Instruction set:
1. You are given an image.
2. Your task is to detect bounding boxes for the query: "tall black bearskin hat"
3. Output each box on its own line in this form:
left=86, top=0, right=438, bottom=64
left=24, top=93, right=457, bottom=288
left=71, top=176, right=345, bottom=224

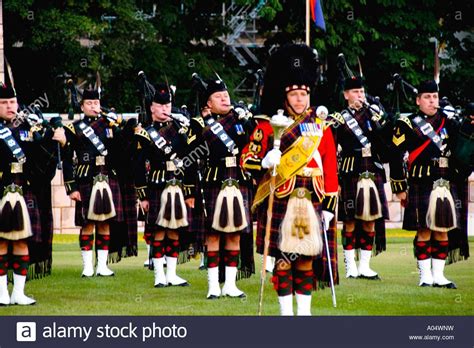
left=0, top=83, right=17, bottom=99
left=82, top=89, right=100, bottom=101
left=153, top=83, right=172, bottom=104
left=200, top=78, right=228, bottom=108
left=260, top=44, right=320, bottom=116
left=343, top=76, right=364, bottom=91
left=417, top=80, right=439, bottom=94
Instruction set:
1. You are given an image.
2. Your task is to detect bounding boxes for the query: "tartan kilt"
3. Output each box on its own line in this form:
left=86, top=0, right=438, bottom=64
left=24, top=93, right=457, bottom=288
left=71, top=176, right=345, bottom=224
left=338, top=172, right=389, bottom=221
left=74, top=177, right=124, bottom=227
left=108, top=182, right=138, bottom=263
left=120, top=182, right=138, bottom=232
left=201, top=182, right=254, bottom=282
left=143, top=184, right=196, bottom=263
left=403, top=179, right=461, bottom=231
left=200, top=183, right=253, bottom=240
left=255, top=176, right=338, bottom=290
left=28, top=183, right=54, bottom=279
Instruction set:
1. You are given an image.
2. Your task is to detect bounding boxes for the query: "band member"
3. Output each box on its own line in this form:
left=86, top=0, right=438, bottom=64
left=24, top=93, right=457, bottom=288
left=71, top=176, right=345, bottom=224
left=63, top=89, right=124, bottom=277
left=334, top=77, right=390, bottom=280
left=108, top=114, right=139, bottom=264
left=186, top=76, right=254, bottom=299
left=134, top=83, right=190, bottom=287
left=248, top=44, right=338, bottom=315
left=27, top=113, right=64, bottom=281
left=390, top=80, right=467, bottom=288
left=0, top=83, right=65, bottom=305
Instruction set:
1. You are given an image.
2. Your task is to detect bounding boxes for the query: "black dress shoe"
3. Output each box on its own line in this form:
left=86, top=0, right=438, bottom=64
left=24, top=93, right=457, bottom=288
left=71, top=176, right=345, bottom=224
left=433, top=282, right=457, bottom=289
left=207, top=295, right=220, bottom=300
left=168, top=282, right=190, bottom=287
left=154, top=283, right=167, bottom=288
left=419, top=283, right=432, bottom=287
left=359, top=274, right=381, bottom=280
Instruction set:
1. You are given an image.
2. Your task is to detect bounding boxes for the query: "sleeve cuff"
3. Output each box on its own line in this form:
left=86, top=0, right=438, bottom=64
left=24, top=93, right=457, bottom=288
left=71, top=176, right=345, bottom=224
left=183, top=184, right=195, bottom=199
left=322, top=193, right=338, bottom=214
left=242, top=156, right=263, bottom=171
left=390, top=178, right=407, bottom=194
left=64, top=180, right=78, bottom=195
left=135, top=186, right=148, bottom=200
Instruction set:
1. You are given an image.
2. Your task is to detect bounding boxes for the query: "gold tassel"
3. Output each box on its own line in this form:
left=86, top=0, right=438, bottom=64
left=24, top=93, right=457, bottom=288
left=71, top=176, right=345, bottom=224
left=279, top=188, right=323, bottom=256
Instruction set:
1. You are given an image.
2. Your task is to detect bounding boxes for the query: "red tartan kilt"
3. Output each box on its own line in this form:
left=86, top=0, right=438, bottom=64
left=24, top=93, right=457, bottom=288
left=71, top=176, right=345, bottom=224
left=338, top=171, right=389, bottom=221
left=403, top=180, right=461, bottom=231
left=75, top=177, right=124, bottom=226
left=255, top=176, right=339, bottom=289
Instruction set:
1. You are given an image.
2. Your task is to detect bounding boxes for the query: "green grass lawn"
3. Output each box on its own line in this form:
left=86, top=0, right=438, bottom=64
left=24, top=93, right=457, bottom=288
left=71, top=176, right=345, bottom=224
left=1, top=230, right=473, bottom=316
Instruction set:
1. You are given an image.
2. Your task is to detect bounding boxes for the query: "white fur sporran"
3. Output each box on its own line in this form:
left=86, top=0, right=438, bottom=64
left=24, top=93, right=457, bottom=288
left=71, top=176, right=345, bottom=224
left=0, top=184, right=32, bottom=240
left=212, top=179, right=248, bottom=233
left=87, top=174, right=116, bottom=221
left=157, top=180, right=188, bottom=229
left=354, top=172, right=382, bottom=221
left=426, top=179, right=457, bottom=232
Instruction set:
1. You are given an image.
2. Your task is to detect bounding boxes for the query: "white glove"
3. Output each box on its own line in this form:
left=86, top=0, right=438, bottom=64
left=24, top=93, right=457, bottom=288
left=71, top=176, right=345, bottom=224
left=261, top=149, right=282, bottom=169
left=322, top=210, right=334, bottom=231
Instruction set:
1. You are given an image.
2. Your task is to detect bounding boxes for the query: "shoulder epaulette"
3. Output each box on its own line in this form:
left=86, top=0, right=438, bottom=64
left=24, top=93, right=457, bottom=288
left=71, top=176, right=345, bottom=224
left=331, top=112, right=345, bottom=125
left=398, top=116, right=413, bottom=129
left=192, top=116, right=205, bottom=128
left=135, top=128, right=150, bottom=140
left=64, top=123, right=76, bottom=134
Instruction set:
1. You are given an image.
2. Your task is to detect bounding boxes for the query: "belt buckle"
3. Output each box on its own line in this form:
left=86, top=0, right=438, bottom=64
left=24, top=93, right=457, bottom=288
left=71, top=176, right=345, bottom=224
left=439, top=157, right=448, bottom=168
left=166, top=161, right=177, bottom=171
left=11, top=162, right=23, bottom=174
left=225, top=157, right=237, bottom=168
left=95, top=156, right=105, bottom=166
left=362, top=146, right=372, bottom=158
left=301, top=167, right=313, bottom=177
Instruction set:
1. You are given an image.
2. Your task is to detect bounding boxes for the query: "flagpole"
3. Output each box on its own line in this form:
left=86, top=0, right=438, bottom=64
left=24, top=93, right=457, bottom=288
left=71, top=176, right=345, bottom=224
left=306, top=0, right=310, bottom=46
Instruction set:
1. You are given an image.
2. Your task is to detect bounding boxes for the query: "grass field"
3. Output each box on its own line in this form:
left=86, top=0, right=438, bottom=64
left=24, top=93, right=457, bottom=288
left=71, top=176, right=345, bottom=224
left=1, top=230, right=473, bottom=316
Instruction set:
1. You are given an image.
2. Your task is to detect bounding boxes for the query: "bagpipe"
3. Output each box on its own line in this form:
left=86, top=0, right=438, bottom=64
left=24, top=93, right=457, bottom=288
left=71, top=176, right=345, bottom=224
left=14, top=104, right=64, bottom=170
left=391, top=72, right=472, bottom=174
left=332, top=53, right=394, bottom=162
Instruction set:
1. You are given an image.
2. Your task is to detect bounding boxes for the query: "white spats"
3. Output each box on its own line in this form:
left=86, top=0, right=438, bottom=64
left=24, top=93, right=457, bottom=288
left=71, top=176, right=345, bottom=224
left=206, top=267, right=221, bottom=299
left=295, top=293, right=312, bottom=316
left=153, top=257, right=167, bottom=288
left=432, top=258, right=456, bottom=289
left=343, top=249, right=359, bottom=278
left=222, top=266, right=245, bottom=298
left=417, top=259, right=433, bottom=287
left=0, top=275, right=10, bottom=306
left=144, top=244, right=150, bottom=267
left=95, top=250, right=114, bottom=277
left=81, top=250, right=94, bottom=277
left=278, top=295, right=294, bottom=316
left=10, top=274, right=36, bottom=306
left=165, top=257, right=189, bottom=286
left=358, top=250, right=379, bottom=280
